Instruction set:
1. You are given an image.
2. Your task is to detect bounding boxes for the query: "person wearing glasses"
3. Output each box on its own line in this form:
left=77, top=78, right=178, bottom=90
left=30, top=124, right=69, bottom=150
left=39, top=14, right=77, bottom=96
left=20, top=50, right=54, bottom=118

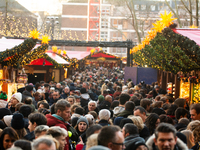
left=98, top=125, right=125, bottom=150
left=49, top=90, right=62, bottom=106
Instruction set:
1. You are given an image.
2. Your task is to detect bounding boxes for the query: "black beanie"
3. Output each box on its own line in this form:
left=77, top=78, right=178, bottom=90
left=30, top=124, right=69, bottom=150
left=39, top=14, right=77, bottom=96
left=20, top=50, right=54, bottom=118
left=0, top=108, right=11, bottom=120
left=11, top=113, right=25, bottom=129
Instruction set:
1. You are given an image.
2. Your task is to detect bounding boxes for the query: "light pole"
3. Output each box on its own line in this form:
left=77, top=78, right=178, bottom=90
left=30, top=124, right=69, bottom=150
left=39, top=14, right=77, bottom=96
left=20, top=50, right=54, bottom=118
left=46, top=16, right=59, bottom=40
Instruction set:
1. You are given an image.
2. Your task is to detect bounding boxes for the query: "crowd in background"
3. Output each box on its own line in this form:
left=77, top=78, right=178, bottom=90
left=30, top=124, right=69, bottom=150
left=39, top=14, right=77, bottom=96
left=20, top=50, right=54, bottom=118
left=0, top=67, right=199, bottom=150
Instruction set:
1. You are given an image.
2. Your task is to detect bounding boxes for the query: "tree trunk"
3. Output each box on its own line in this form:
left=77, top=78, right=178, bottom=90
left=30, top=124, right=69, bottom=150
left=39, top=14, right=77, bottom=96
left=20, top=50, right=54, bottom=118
left=196, top=0, right=199, bottom=26
left=189, top=0, right=193, bottom=25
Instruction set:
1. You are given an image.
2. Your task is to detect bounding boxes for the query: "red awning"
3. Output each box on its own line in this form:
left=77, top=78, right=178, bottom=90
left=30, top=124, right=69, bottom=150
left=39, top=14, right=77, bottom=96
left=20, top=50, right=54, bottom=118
left=91, top=52, right=116, bottom=58
left=29, top=58, right=53, bottom=66
left=173, top=29, right=200, bottom=46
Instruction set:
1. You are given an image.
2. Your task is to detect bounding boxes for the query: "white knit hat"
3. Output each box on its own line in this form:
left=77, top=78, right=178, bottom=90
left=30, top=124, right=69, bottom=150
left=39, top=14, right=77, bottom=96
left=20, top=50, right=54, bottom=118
left=11, top=92, right=22, bottom=103
left=3, top=115, right=13, bottom=127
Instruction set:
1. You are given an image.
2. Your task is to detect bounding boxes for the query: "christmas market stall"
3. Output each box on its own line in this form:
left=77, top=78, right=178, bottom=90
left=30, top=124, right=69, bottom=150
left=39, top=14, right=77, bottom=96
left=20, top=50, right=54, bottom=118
left=131, top=10, right=200, bottom=104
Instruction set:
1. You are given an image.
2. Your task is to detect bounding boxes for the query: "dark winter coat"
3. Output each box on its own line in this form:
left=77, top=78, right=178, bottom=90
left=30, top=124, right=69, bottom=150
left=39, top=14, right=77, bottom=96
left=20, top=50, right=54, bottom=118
left=22, top=90, right=33, bottom=103
left=124, top=134, right=145, bottom=148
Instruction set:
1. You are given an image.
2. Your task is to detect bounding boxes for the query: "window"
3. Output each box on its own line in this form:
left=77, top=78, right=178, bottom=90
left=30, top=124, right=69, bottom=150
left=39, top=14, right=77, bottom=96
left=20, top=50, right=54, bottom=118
left=151, top=5, right=156, bottom=11
left=141, top=5, right=146, bottom=10
left=134, top=5, right=139, bottom=10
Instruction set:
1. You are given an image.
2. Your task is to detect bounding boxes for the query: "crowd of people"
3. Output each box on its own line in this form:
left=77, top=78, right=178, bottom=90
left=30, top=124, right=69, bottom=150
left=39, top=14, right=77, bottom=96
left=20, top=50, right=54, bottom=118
left=0, top=67, right=199, bottom=150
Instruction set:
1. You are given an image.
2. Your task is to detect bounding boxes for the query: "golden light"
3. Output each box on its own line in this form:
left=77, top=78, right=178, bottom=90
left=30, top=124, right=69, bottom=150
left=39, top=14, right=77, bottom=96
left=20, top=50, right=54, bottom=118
left=52, top=46, right=57, bottom=53
left=189, top=25, right=198, bottom=28
left=159, top=10, right=177, bottom=27
left=29, top=29, right=40, bottom=39
left=41, top=35, right=50, bottom=44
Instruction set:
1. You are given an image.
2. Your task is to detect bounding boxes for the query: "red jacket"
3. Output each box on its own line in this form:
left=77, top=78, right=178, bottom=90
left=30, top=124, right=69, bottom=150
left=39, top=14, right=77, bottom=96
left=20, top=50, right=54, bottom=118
left=46, top=114, right=70, bottom=150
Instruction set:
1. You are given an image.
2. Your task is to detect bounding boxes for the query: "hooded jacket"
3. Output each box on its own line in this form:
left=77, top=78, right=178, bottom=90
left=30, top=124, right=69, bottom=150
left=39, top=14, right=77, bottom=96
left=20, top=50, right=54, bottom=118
left=113, top=106, right=125, bottom=117
left=146, top=134, right=188, bottom=150
left=80, top=93, right=91, bottom=107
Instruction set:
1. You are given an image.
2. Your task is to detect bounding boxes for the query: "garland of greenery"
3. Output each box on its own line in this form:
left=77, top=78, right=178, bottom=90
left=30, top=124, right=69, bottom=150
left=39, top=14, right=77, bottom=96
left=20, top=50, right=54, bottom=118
left=18, top=44, right=48, bottom=67
left=1, top=38, right=37, bottom=67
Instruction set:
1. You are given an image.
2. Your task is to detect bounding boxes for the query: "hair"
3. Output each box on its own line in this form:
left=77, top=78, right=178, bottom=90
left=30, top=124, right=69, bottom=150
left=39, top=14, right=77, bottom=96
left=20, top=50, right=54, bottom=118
left=33, top=92, right=40, bottom=97
left=134, top=106, right=147, bottom=115
left=38, top=108, right=50, bottom=115
left=37, top=100, right=48, bottom=109
left=34, top=125, right=49, bottom=138
left=99, top=109, right=111, bottom=120
left=116, top=86, right=122, bottom=92
left=110, top=100, right=119, bottom=110
left=44, top=83, right=49, bottom=87
left=19, top=105, right=32, bottom=118
left=28, top=113, right=47, bottom=126
left=85, top=114, right=95, bottom=127
left=46, top=126, right=68, bottom=138
left=14, top=139, right=31, bottom=150
left=75, top=107, right=85, bottom=115
left=153, top=101, right=163, bottom=108
left=50, top=104, right=55, bottom=115
left=67, top=96, right=75, bottom=103
left=88, top=111, right=98, bottom=120
left=0, top=127, right=19, bottom=149
left=124, top=123, right=139, bottom=135
left=98, top=125, right=121, bottom=146
left=14, top=128, right=27, bottom=139
left=86, top=124, right=102, bottom=138
left=31, top=136, right=56, bottom=150
left=25, top=85, right=33, bottom=92
left=187, top=120, right=200, bottom=131
left=125, top=101, right=135, bottom=111
left=159, top=114, right=174, bottom=125
left=155, top=95, right=161, bottom=101
left=162, top=103, right=171, bottom=111
left=130, top=96, right=140, bottom=106
left=190, top=103, right=200, bottom=114
left=55, top=99, right=70, bottom=113
left=24, top=97, right=32, bottom=104
left=140, top=99, right=152, bottom=110
left=15, top=103, right=24, bottom=111
left=179, top=118, right=190, bottom=126
left=166, top=104, right=178, bottom=116
left=181, top=130, right=195, bottom=149
left=71, top=104, right=79, bottom=114
left=175, top=108, right=189, bottom=120
left=128, top=115, right=144, bottom=131
left=119, top=93, right=130, bottom=105
left=86, top=133, right=98, bottom=150
left=155, top=123, right=177, bottom=139
left=145, top=113, right=159, bottom=135
left=35, top=83, right=41, bottom=91
left=38, top=102, right=49, bottom=109
left=88, top=101, right=97, bottom=107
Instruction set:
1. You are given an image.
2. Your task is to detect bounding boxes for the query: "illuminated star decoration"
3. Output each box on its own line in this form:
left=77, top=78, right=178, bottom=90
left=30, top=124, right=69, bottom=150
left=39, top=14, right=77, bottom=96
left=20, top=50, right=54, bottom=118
left=159, top=10, right=177, bottom=27
left=41, top=35, right=50, bottom=44
left=52, top=46, right=57, bottom=53
left=29, top=29, right=40, bottom=39
left=190, top=25, right=198, bottom=28
left=63, top=50, right=67, bottom=55
left=152, top=21, right=165, bottom=33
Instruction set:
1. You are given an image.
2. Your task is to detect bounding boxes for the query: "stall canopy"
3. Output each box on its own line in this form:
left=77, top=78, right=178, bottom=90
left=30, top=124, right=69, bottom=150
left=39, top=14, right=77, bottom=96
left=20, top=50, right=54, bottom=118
left=66, top=51, right=90, bottom=60
left=173, top=29, right=200, bottom=46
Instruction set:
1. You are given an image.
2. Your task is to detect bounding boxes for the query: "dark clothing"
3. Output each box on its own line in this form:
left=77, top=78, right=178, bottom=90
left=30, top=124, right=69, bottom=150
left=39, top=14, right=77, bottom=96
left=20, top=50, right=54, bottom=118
left=80, top=94, right=91, bottom=108
left=24, top=131, right=35, bottom=141
left=175, top=123, right=187, bottom=132
left=117, top=110, right=133, bottom=118
left=22, top=90, right=33, bottom=103
left=44, top=92, right=50, bottom=102
left=140, top=125, right=150, bottom=140
left=152, top=107, right=166, bottom=116
left=98, top=119, right=110, bottom=126
left=10, top=106, right=15, bottom=114
left=124, top=134, right=145, bottom=148
left=49, top=96, right=62, bottom=106
left=61, top=93, right=70, bottom=99
left=84, top=106, right=99, bottom=115
left=192, top=143, right=199, bottom=150
left=98, top=100, right=111, bottom=110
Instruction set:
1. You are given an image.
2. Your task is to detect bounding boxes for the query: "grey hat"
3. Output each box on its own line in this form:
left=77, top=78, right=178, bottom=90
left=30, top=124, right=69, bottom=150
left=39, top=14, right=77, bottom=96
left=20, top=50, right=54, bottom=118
left=88, top=146, right=110, bottom=150
left=77, top=116, right=89, bottom=127
left=74, top=95, right=81, bottom=99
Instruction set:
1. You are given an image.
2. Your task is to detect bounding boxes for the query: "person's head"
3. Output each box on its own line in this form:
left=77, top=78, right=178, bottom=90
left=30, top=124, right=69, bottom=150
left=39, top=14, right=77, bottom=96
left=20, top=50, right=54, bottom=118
left=166, top=104, right=178, bottom=116
left=190, top=103, right=200, bottom=120
left=19, top=105, right=32, bottom=118
left=74, top=107, right=85, bottom=115
left=128, top=115, right=144, bottom=131
left=82, top=82, right=89, bottom=89
left=174, top=98, right=186, bottom=108
left=105, top=95, right=112, bottom=104
left=85, top=114, right=95, bottom=127
left=46, top=126, right=68, bottom=150
left=31, top=136, right=56, bottom=150
left=33, top=92, right=41, bottom=101
left=11, top=113, right=25, bottom=130
left=38, top=102, right=49, bottom=110
left=52, top=90, right=60, bottom=100
left=181, top=130, right=195, bottom=149
left=145, top=113, right=160, bottom=135
left=55, top=99, right=71, bottom=122
left=76, top=116, right=89, bottom=133
left=86, top=124, right=102, bottom=138
left=111, top=100, right=119, bottom=110
left=98, top=125, right=125, bottom=150
left=140, top=98, right=152, bottom=112
left=13, top=139, right=31, bottom=150
left=56, top=83, right=61, bottom=89
left=0, top=127, right=19, bottom=150
left=88, top=111, right=98, bottom=120
left=130, top=96, right=140, bottom=106
left=88, top=101, right=97, bottom=111
left=34, top=125, right=49, bottom=139
left=28, top=113, right=47, bottom=132
left=175, top=107, right=188, bottom=121
left=134, top=106, right=147, bottom=123
left=119, top=93, right=130, bottom=105
left=86, top=133, right=98, bottom=150
left=24, top=97, right=33, bottom=105
left=99, top=109, right=111, bottom=121
left=159, top=114, right=174, bottom=125
left=153, top=101, right=163, bottom=108
left=154, top=123, right=177, bottom=150
left=25, top=85, right=33, bottom=93
left=10, top=93, right=22, bottom=107
left=64, top=87, right=70, bottom=94
left=122, top=123, right=138, bottom=138
left=66, top=96, right=75, bottom=105
left=125, top=101, right=135, bottom=111
left=187, top=120, right=200, bottom=131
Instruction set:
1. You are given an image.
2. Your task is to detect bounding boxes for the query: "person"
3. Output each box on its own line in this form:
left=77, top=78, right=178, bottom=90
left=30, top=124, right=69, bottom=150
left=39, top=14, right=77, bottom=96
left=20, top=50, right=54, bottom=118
left=66, top=96, right=75, bottom=106
left=49, top=90, right=62, bottom=106
left=61, top=87, right=70, bottom=99
left=80, top=88, right=91, bottom=107
left=98, top=109, right=111, bottom=126
left=24, top=113, right=47, bottom=141
left=22, top=85, right=34, bottom=103
left=0, top=127, right=19, bottom=150
left=98, top=95, right=112, bottom=110
left=32, top=92, right=42, bottom=109
left=134, top=106, right=147, bottom=123
left=34, top=125, right=49, bottom=139
left=140, top=98, right=152, bottom=113
left=13, top=139, right=31, bottom=150
left=46, top=99, right=78, bottom=150
left=117, top=101, right=135, bottom=118
left=85, top=133, right=99, bottom=150
left=44, top=83, right=50, bottom=102
left=84, top=101, right=99, bottom=114
left=9, top=93, right=22, bottom=113
left=122, top=123, right=145, bottom=148
left=31, top=135, right=57, bottom=150
left=113, top=86, right=121, bottom=99
left=46, top=126, right=68, bottom=150
left=113, top=93, right=130, bottom=117
left=145, top=113, right=160, bottom=135
left=98, top=125, right=125, bottom=150
left=190, top=103, right=200, bottom=120
left=181, top=130, right=195, bottom=149
left=146, top=123, right=188, bottom=150
left=19, top=105, right=32, bottom=132
left=191, top=126, right=200, bottom=150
